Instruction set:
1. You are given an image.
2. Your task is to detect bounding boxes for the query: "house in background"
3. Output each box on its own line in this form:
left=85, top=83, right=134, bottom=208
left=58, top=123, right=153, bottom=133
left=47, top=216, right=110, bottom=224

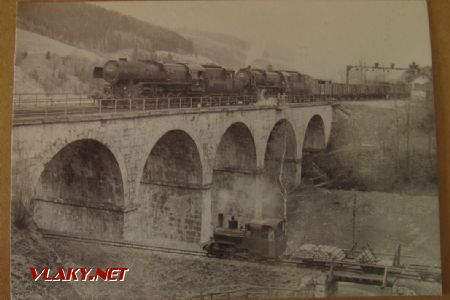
left=411, top=74, right=433, bottom=100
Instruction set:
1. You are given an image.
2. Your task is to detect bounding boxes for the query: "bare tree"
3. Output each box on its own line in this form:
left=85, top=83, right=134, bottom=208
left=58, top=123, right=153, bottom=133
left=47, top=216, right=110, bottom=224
left=278, top=133, right=296, bottom=226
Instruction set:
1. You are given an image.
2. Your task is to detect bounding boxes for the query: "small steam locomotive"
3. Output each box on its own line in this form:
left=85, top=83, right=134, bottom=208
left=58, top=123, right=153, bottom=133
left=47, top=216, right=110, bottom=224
left=93, top=58, right=410, bottom=100
left=202, top=216, right=287, bottom=259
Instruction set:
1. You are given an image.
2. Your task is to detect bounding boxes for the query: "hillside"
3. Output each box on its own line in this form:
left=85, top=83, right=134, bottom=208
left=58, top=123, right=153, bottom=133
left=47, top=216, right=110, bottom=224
left=318, top=100, right=438, bottom=194
left=13, top=29, right=220, bottom=94
left=17, top=2, right=193, bottom=55
left=14, top=2, right=251, bottom=94
left=14, top=29, right=105, bottom=94
left=179, top=28, right=249, bottom=69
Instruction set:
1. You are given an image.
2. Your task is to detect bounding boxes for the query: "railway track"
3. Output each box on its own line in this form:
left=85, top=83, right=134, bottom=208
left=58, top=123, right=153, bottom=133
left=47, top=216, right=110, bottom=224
left=41, top=230, right=441, bottom=286
left=42, top=230, right=206, bottom=258
left=12, top=92, right=401, bottom=122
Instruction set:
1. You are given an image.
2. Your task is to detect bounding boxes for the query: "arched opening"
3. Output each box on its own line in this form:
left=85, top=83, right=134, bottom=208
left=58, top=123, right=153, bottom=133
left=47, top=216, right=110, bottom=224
left=212, top=123, right=257, bottom=228
left=302, top=115, right=327, bottom=182
left=215, top=123, right=257, bottom=172
left=263, top=119, right=298, bottom=218
left=264, top=119, right=298, bottom=186
left=303, top=115, right=326, bottom=152
left=142, top=130, right=203, bottom=186
left=33, top=139, right=124, bottom=238
left=138, top=130, right=203, bottom=243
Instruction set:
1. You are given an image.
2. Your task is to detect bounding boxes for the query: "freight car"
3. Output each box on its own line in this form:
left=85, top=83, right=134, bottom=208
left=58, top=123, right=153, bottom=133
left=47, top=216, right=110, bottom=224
left=202, top=216, right=287, bottom=259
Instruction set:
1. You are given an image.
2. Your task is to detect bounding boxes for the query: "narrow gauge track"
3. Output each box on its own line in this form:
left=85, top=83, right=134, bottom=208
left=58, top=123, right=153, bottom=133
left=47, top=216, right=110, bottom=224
left=42, top=231, right=440, bottom=284
left=42, top=231, right=206, bottom=258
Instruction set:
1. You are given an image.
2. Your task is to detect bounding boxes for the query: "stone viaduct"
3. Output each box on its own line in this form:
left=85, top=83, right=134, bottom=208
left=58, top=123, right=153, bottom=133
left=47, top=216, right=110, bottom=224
left=11, top=102, right=332, bottom=246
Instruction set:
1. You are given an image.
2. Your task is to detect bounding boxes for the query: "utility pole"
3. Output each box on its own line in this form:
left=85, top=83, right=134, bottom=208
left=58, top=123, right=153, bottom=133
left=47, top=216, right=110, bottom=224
left=352, top=193, right=357, bottom=247
left=346, top=65, right=352, bottom=84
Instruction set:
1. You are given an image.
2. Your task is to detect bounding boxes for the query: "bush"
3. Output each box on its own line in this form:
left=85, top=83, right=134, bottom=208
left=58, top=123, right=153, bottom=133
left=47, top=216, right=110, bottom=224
left=12, top=198, right=31, bottom=229
left=15, top=50, right=28, bottom=65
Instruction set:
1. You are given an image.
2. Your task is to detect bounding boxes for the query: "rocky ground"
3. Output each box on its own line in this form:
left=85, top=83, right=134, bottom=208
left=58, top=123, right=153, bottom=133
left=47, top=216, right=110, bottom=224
left=11, top=224, right=323, bottom=299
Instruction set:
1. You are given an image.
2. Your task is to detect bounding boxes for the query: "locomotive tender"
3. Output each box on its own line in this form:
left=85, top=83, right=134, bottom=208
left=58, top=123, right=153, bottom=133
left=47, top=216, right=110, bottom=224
left=93, top=58, right=411, bottom=100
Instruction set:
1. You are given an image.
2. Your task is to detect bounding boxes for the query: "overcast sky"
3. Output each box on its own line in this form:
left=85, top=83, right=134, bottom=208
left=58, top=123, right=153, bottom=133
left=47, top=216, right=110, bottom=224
left=94, top=0, right=432, bottom=80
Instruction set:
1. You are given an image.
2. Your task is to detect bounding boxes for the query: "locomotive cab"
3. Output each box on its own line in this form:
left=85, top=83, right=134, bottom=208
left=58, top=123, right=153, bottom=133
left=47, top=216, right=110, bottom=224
left=243, top=218, right=287, bottom=258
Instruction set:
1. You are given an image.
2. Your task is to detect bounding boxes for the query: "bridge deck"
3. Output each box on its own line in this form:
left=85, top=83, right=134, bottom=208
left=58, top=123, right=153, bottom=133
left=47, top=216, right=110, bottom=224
left=12, top=93, right=333, bottom=125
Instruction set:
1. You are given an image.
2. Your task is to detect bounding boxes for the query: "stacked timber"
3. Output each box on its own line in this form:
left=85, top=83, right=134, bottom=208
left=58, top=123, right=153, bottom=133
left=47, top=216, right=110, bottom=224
left=290, top=244, right=346, bottom=261
left=355, top=245, right=378, bottom=264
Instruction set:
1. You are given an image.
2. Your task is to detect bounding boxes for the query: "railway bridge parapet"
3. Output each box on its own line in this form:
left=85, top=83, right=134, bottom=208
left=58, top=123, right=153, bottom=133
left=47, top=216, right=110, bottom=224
left=12, top=102, right=332, bottom=245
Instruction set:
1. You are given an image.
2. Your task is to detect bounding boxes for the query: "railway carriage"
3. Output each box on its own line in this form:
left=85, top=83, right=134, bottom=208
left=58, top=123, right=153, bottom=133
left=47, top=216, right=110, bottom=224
left=317, top=80, right=332, bottom=99
left=332, top=82, right=346, bottom=99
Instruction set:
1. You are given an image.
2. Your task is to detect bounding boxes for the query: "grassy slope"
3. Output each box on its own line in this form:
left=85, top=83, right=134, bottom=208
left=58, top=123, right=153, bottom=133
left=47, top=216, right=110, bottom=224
left=13, top=29, right=233, bottom=94
left=287, top=186, right=441, bottom=266
left=322, top=99, right=438, bottom=194
left=14, top=29, right=105, bottom=94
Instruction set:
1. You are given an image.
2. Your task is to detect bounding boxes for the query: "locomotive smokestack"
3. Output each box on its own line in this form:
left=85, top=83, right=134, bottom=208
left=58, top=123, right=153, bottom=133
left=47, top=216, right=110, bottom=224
left=218, top=213, right=224, bottom=228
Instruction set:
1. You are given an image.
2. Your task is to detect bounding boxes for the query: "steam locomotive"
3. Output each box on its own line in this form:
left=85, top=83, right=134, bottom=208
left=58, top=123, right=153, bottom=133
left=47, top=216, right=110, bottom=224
left=202, top=216, right=287, bottom=259
left=93, top=58, right=410, bottom=100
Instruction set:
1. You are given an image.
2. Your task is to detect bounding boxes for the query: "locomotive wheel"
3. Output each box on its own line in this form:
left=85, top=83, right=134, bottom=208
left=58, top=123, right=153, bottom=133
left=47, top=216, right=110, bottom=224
left=224, top=246, right=237, bottom=257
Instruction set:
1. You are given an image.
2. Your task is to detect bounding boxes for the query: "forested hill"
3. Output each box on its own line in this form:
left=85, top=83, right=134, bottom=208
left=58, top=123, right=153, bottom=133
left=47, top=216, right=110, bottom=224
left=16, top=2, right=194, bottom=54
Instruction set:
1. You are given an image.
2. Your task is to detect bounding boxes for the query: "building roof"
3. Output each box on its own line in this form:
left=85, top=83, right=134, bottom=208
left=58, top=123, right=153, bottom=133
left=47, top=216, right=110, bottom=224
left=412, top=74, right=431, bottom=84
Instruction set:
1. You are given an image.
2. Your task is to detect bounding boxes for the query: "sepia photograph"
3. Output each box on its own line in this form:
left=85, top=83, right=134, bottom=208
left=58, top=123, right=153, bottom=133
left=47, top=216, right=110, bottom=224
left=10, top=0, right=442, bottom=298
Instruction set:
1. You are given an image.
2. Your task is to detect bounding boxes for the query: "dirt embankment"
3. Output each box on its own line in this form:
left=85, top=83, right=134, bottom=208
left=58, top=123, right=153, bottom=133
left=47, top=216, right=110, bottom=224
left=11, top=224, right=324, bottom=299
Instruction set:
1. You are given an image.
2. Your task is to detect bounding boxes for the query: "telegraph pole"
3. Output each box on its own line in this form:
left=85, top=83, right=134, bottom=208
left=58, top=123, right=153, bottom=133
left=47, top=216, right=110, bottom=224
left=352, top=193, right=357, bottom=247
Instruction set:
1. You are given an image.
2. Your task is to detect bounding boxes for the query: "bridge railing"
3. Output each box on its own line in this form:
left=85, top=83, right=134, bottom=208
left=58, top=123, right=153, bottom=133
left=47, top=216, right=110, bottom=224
left=14, top=93, right=95, bottom=107
left=12, top=93, right=331, bottom=121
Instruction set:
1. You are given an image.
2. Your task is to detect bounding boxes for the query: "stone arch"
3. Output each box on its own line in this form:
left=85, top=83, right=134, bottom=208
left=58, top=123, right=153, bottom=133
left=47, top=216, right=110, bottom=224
left=264, top=119, right=298, bottom=184
left=214, top=122, right=257, bottom=173
left=211, top=122, right=258, bottom=228
left=28, top=131, right=129, bottom=209
left=302, top=114, right=326, bottom=152
left=33, top=139, right=125, bottom=238
left=260, top=119, right=298, bottom=219
left=141, top=130, right=203, bottom=187
left=301, top=114, right=327, bottom=182
left=135, top=129, right=204, bottom=244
